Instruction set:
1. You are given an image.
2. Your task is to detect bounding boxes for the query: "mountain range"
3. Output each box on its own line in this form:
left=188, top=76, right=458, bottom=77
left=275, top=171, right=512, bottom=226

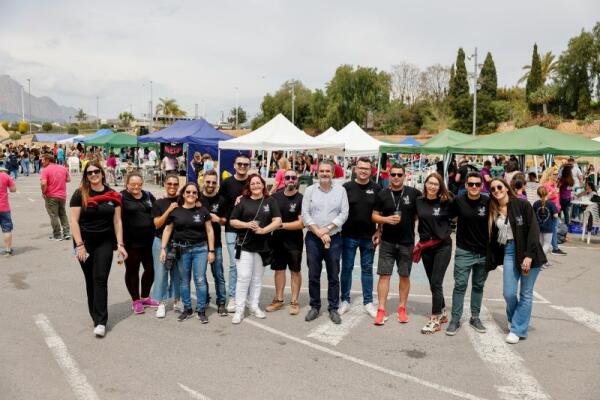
left=0, top=74, right=79, bottom=123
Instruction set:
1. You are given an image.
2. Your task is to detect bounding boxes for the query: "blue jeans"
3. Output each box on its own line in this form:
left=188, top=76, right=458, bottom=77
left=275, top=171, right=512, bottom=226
left=178, top=244, right=209, bottom=311
left=502, top=240, right=541, bottom=338
left=34, top=159, right=41, bottom=173
left=207, top=247, right=226, bottom=305
left=150, top=237, right=180, bottom=302
left=306, top=232, right=342, bottom=311
left=8, top=169, right=17, bottom=180
left=340, top=236, right=374, bottom=304
left=551, top=217, right=559, bottom=251
left=225, top=231, right=238, bottom=299
left=21, top=159, right=30, bottom=176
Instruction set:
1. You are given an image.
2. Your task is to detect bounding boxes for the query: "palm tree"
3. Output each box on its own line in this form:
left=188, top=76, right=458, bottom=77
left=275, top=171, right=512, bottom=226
left=155, top=97, right=187, bottom=124
left=518, top=51, right=557, bottom=85
left=74, top=108, right=87, bottom=123
left=118, top=111, right=135, bottom=128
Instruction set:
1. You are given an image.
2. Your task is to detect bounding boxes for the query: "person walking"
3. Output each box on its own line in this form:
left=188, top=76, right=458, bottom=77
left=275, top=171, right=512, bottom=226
left=487, top=178, right=547, bottom=344
left=0, top=166, right=16, bottom=256
left=160, top=182, right=215, bottom=323
left=120, top=172, right=159, bottom=314
left=372, top=164, right=421, bottom=325
left=20, top=147, right=30, bottom=177
left=446, top=172, right=490, bottom=336
left=302, top=160, right=349, bottom=324
left=69, top=161, right=127, bottom=337
left=40, top=154, right=71, bottom=241
left=270, top=157, right=290, bottom=194
left=265, top=169, right=304, bottom=315
left=339, top=157, right=381, bottom=318
left=229, top=174, right=282, bottom=324
left=415, top=173, right=453, bottom=334
left=540, top=167, right=567, bottom=256
left=6, top=150, right=19, bottom=180
left=533, top=186, right=558, bottom=269
left=106, top=152, right=118, bottom=186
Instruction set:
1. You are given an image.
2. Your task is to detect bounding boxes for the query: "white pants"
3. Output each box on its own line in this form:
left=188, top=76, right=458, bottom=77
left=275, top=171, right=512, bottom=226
left=235, top=251, right=265, bottom=313
left=540, top=232, right=552, bottom=256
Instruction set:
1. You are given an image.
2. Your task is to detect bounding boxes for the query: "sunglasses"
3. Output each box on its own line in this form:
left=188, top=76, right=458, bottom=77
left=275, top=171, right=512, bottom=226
left=185, top=190, right=198, bottom=195
left=236, top=162, right=250, bottom=167
left=284, top=176, right=297, bottom=181
left=390, top=173, right=404, bottom=177
left=86, top=169, right=101, bottom=176
left=166, top=182, right=179, bottom=187
left=204, top=181, right=217, bottom=186
left=490, top=185, right=505, bottom=193
left=467, top=182, right=482, bottom=188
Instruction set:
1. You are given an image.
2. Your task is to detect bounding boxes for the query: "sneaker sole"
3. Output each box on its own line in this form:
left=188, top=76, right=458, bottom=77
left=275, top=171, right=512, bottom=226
left=177, top=314, right=192, bottom=322
left=446, top=326, right=460, bottom=336
left=470, top=324, right=487, bottom=333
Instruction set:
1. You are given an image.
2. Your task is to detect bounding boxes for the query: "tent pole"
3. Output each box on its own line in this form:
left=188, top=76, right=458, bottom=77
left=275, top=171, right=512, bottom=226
left=534, top=155, right=538, bottom=177
left=217, top=148, right=221, bottom=185
left=595, top=157, right=598, bottom=187
left=375, top=153, right=382, bottom=184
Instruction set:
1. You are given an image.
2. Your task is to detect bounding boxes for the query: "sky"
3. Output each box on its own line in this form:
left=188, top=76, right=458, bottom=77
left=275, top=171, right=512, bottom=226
left=0, top=0, right=598, bottom=123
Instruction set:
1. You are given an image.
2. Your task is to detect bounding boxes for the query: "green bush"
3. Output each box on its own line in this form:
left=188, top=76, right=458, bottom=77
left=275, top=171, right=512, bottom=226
left=9, top=132, right=21, bottom=140
left=68, top=126, right=79, bottom=134
left=42, top=122, right=53, bottom=132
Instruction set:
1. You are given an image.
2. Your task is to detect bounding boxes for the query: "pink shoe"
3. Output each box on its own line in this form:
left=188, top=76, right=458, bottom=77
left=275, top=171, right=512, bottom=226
left=132, top=300, right=145, bottom=314
left=141, top=297, right=160, bottom=308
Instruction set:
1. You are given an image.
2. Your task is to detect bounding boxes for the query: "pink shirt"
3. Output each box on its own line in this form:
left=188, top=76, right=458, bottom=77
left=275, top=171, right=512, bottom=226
left=543, top=182, right=561, bottom=212
left=0, top=173, right=15, bottom=212
left=274, top=169, right=286, bottom=190
left=41, top=163, right=70, bottom=200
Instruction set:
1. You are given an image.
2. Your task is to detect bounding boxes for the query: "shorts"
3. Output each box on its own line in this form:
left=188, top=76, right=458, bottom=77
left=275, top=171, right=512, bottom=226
left=271, top=245, right=302, bottom=272
left=0, top=211, right=13, bottom=233
left=377, top=240, right=413, bottom=277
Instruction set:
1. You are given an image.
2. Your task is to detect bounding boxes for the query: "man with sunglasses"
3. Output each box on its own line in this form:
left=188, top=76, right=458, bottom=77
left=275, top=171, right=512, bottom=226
left=266, top=169, right=304, bottom=315
left=446, top=172, right=490, bottom=336
left=372, top=164, right=421, bottom=325
left=339, top=157, right=381, bottom=318
left=220, top=154, right=250, bottom=312
left=200, top=169, right=228, bottom=316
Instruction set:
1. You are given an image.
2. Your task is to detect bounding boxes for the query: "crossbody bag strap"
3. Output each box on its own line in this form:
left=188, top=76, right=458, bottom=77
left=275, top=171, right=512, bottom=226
left=237, top=197, right=265, bottom=247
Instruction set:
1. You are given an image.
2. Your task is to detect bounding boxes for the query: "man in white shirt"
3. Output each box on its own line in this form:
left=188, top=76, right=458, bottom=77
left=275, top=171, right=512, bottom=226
left=148, top=149, right=157, bottom=164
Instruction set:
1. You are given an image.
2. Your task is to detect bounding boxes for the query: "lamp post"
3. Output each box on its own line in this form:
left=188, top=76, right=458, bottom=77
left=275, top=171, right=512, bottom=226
left=27, top=78, right=31, bottom=134
left=235, top=86, right=239, bottom=129
left=96, top=96, right=99, bottom=129
left=149, top=80, right=153, bottom=132
left=471, top=47, right=478, bottom=136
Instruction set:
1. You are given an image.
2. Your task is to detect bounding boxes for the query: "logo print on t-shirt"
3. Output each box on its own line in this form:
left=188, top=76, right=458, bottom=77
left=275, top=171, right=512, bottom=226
left=433, top=207, right=440, bottom=216
left=403, top=195, right=410, bottom=205
left=263, top=204, right=270, bottom=213
left=211, top=204, right=219, bottom=213
left=366, top=189, right=374, bottom=194
left=193, top=214, right=201, bottom=223
left=146, top=199, right=153, bottom=208
left=107, top=201, right=114, bottom=207
left=516, top=215, right=524, bottom=226
left=289, top=203, right=297, bottom=213
left=478, top=206, right=486, bottom=217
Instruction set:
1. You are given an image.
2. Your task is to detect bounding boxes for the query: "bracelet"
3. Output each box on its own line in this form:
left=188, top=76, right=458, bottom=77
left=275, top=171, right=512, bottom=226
left=75, top=243, right=85, bottom=248
left=208, top=250, right=215, bottom=253
left=118, top=243, right=125, bottom=248
left=160, top=247, right=166, bottom=250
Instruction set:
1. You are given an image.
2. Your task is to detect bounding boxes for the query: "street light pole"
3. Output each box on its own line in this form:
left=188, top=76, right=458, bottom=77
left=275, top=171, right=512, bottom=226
left=291, top=79, right=295, bottom=126
left=20, top=87, right=25, bottom=122
left=149, top=80, right=153, bottom=132
left=27, top=78, right=31, bottom=134
left=472, top=47, right=478, bottom=136
left=96, top=96, right=100, bottom=129
left=235, top=86, right=239, bottom=129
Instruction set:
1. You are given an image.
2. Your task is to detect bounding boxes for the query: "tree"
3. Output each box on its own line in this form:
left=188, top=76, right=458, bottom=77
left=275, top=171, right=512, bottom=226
left=1, top=121, right=8, bottom=130
left=252, top=80, right=313, bottom=129
left=118, top=111, right=135, bottom=128
left=42, top=122, right=53, bottom=132
left=9, top=132, right=21, bottom=140
left=75, top=108, right=87, bottom=122
left=308, top=89, right=329, bottom=132
left=526, top=44, right=543, bottom=112
left=68, top=126, right=79, bottom=135
left=390, top=62, right=421, bottom=104
left=518, top=51, right=558, bottom=85
left=479, top=52, right=497, bottom=99
left=227, top=107, right=247, bottom=126
left=155, top=98, right=187, bottom=123
left=18, top=121, right=29, bottom=134
left=529, top=85, right=559, bottom=115
left=449, top=48, right=472, bottom=132
left=420, top=64, right=451, bottom=103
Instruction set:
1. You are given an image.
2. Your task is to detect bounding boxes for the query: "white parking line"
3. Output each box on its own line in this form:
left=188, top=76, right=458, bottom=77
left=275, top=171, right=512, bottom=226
left=465, top=305, right=550, bottom=400
left=306, top=301, right=366, bottom=345
left=550, top=305, right=600, bottom=334
left=28, top=198, right=35, bottom=202
left=34, top=314, right=100, bottom=400
left=178, top=383, right=212, bottom=400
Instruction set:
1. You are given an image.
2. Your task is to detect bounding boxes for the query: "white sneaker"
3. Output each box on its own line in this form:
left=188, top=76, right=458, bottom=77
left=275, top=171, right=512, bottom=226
left=364, top=303, right=378, bottom=318
left=156, top=304, right=166, bottom=318
left=231, top=312, right=244, bottom=324
left=173, top=300, right=184, bottom=313
left=339, top=300, right=351, bottom=315
left=251, top=307, right=266, bottom=319
left=226, top=299, right=236, bottom=313
left=505, top=332, right=520, bottom=344
left=93, top=325, right=106, bottom=337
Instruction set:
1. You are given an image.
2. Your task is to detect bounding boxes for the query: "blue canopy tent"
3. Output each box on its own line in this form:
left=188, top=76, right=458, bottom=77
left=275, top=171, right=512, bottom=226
left=397, top=137, right=422, bottom=146
left=75, top=129, right=113, bottom=143
left=32, top=133, right=75, bottom=142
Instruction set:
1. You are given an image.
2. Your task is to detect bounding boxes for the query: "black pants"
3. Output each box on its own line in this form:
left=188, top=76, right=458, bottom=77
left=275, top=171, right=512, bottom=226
left=421, top=241, right=452, bottom=315
left=124, top=246, right=154, bottom=301
left=79, top=234, right=114, bottom=326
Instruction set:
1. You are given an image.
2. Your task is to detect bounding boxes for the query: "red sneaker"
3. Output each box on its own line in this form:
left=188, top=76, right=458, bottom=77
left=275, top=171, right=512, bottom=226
left=397, top=306, right=408, bottom=323
left=374, top=308, right=387, bottom=326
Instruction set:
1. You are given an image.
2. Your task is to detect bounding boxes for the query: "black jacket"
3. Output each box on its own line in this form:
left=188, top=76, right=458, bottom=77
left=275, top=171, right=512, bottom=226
left=486, top=198, right=547, bottom=271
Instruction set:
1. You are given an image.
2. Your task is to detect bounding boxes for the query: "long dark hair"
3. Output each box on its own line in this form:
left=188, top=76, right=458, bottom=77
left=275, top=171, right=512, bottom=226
left=177, top=182, right=200, bottom=206
left=424, top=172, right=451, bottom=203
left=241, top=174, right=269, bottom=198
left=80, top=160, right=107, bottom=209
left=488, top=178, right=518, bottom=236
left=559, top=165, right=575, bottom=187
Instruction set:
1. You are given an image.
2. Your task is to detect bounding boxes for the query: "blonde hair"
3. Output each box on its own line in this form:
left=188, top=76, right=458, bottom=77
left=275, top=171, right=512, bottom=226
left=540, top=167, right=558, bottom=185
left=278, top=157, right=290, bottom=170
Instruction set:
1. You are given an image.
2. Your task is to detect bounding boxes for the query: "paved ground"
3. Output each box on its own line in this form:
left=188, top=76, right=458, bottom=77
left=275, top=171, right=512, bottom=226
left=2, top=174, right=600, bottom=400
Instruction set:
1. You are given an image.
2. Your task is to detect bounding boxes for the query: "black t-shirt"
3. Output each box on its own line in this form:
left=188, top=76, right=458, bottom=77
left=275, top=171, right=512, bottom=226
left=374, top=186, right=422, bottom=245
left=451, top=194, right=489, bottom=254
left=120, top=190, right=156, bottom=248
left=220, top=176, right=247, bottom=233
left=200, top=192, right=226, bottom=247
left=457, top=165, right=469, bottom=188
left=166, top=206, right=211, bottom=244
left=151, top=197, right=178, bottom=238
left=415, top=196, right=453, bottom=242
left=69, top=187, right=118, bottom=234
left=272, top=191, right=303, bottom=249
left=230, top=196, right=281, bottom=253
left=342, top=180, right=381, bottom=239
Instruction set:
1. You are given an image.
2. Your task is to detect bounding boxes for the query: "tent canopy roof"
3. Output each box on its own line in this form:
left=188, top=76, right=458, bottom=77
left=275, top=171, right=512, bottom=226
left=218, top=114, right=344, bottom=153
left=138, top=119, right=233, bottom=145
left=397, top=137, right=422, bottom=146
left=332, top=121, right=385, bottom=157
left=317, top=127, right=338, bottom=141
left=32, top=133, right=76, bottom=143
left=85, top=133, right=138, bottom=147
left=77, top=129, right=113, bottom=143
left=380, top=129, right=471, bottom=154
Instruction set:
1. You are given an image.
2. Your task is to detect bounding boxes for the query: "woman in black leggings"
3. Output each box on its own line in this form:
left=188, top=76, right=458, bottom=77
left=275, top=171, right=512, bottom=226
left=120, top=171, right=158, bottom=314
left=70, top=160, right=127, bottom=337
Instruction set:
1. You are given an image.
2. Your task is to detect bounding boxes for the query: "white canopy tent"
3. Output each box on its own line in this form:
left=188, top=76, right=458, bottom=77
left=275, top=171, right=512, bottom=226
left=317, top=127, right=338, bottom=141
left=57, top=134, right=85, bottom=144
left=332, top=121, right=386, bottom=157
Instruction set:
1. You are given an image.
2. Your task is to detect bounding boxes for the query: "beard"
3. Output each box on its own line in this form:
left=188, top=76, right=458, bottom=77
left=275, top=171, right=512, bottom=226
left=285, top=183, right=296, bottom=191
left=319, top=177, right=331, bottom=185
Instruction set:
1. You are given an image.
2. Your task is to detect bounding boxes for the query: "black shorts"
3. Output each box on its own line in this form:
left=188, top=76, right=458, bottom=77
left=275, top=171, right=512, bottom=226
left=377, top=240, right=413, bottom=277
left=272, top=245, right=303, bottom=272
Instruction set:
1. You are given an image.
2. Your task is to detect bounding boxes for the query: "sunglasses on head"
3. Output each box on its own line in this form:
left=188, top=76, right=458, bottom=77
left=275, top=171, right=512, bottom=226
left=490, top=184, right=505, bottom=193
left=390, top=173, right=404, bottom=177
left=236, top=162, right=249, bottom=167
left=467, top=182, right=482, bottom=188
left=86, top=169, right=101, bottom=176
left=284, top=175, right=297, bottom=181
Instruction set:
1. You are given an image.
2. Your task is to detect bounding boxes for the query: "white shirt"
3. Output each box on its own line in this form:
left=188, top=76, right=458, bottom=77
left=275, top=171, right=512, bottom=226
left=137, top=148, right=145, bottom=161
left=148, top=150, right=157, bottom=163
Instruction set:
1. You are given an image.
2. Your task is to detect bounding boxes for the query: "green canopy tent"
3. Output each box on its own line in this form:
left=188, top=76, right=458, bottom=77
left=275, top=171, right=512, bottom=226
left=84, top=133, right=138, bottom=147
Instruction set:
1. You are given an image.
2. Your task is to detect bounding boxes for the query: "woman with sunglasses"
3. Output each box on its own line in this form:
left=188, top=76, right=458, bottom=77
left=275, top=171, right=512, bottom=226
left=415, top=173, right=453, bottom=334
left=229, top=174, right=282, bottom=324
left=120, top=171, right=158, bottom=314
left=487, top=178, right=546, bottom=344
left=69, top=161, right=127, bottom=337
left=160, top=183, right=215, bottom=323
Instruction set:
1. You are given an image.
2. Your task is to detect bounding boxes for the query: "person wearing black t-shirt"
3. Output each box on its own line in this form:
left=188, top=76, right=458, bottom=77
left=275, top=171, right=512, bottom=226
left=372, top=165, right=421, bottom=325
left=229, top=174, right=282, bottom=324
left=120, top=172, right=158, bottom=315
left=220, top=154, right=250, bottom=312
left=200, top=169, right=228, bottom=316
left=160, top=182, right=215, bottom=323
left=265, top=170, right=304, bottom=315
left=150, top=174, right=181, bottom=318
left=454, top=159, right=470, bottom=196
left=340, top=157, right=381, bottom=318
left=69, top=161, right=127, bottom=338
left=446, top=172, right=490, bottom=336
left=415, top=173, right=454, bottom=335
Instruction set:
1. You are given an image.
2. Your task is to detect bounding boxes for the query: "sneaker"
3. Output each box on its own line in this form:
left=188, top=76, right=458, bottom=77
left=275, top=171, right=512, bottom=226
left=329, top=310, right=342, bottom=324
left=305, top=308, right=320, bottom=322
left=505, top=332, right=520, bottom=344
left=469, top=317, right=487, bottom=333
left=142, top=297, right=160, bottom=308
left=551, top=248, right=567, bottom=256
left=48, top=235, right=62, bottom=241
left=156, top=304, right=166, bottom=318
left=4, top=249, right=13, bottom=257
left=197, top=310, right=209, bottom=324
left=364, top=303, right=378, bottom=318
left=63, top=234, right=72, bottom=240
left=397, top=306, right=409, bottom=323
left=289, top=301, right=300, bottom=316
left=542, top=261, right=552, bottom=269
left=338, top=300, right=351, bottom=315
left=173, top=300, right=184, bottom=313
left=231, top=311, right=244, bottom=324
left=177, top=308, right=193, bottom=322
left=226, top=299, right=236, bottom=313
left=132, top=300, right=145, bottom=314
left=439, top=309, right=448, bottom=324
left=266, top=298, right=284, bottom=312
left=217, top=304, right=228, bottom=316
left=446, top=319, right=461, bottom=336
left=93, top=325, right=106, bottom=337
left=250, top=307, right=266, bottom=319
left=421, top=317, right=441, bottom=334
left=374, top=308, right=387, bottom=326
